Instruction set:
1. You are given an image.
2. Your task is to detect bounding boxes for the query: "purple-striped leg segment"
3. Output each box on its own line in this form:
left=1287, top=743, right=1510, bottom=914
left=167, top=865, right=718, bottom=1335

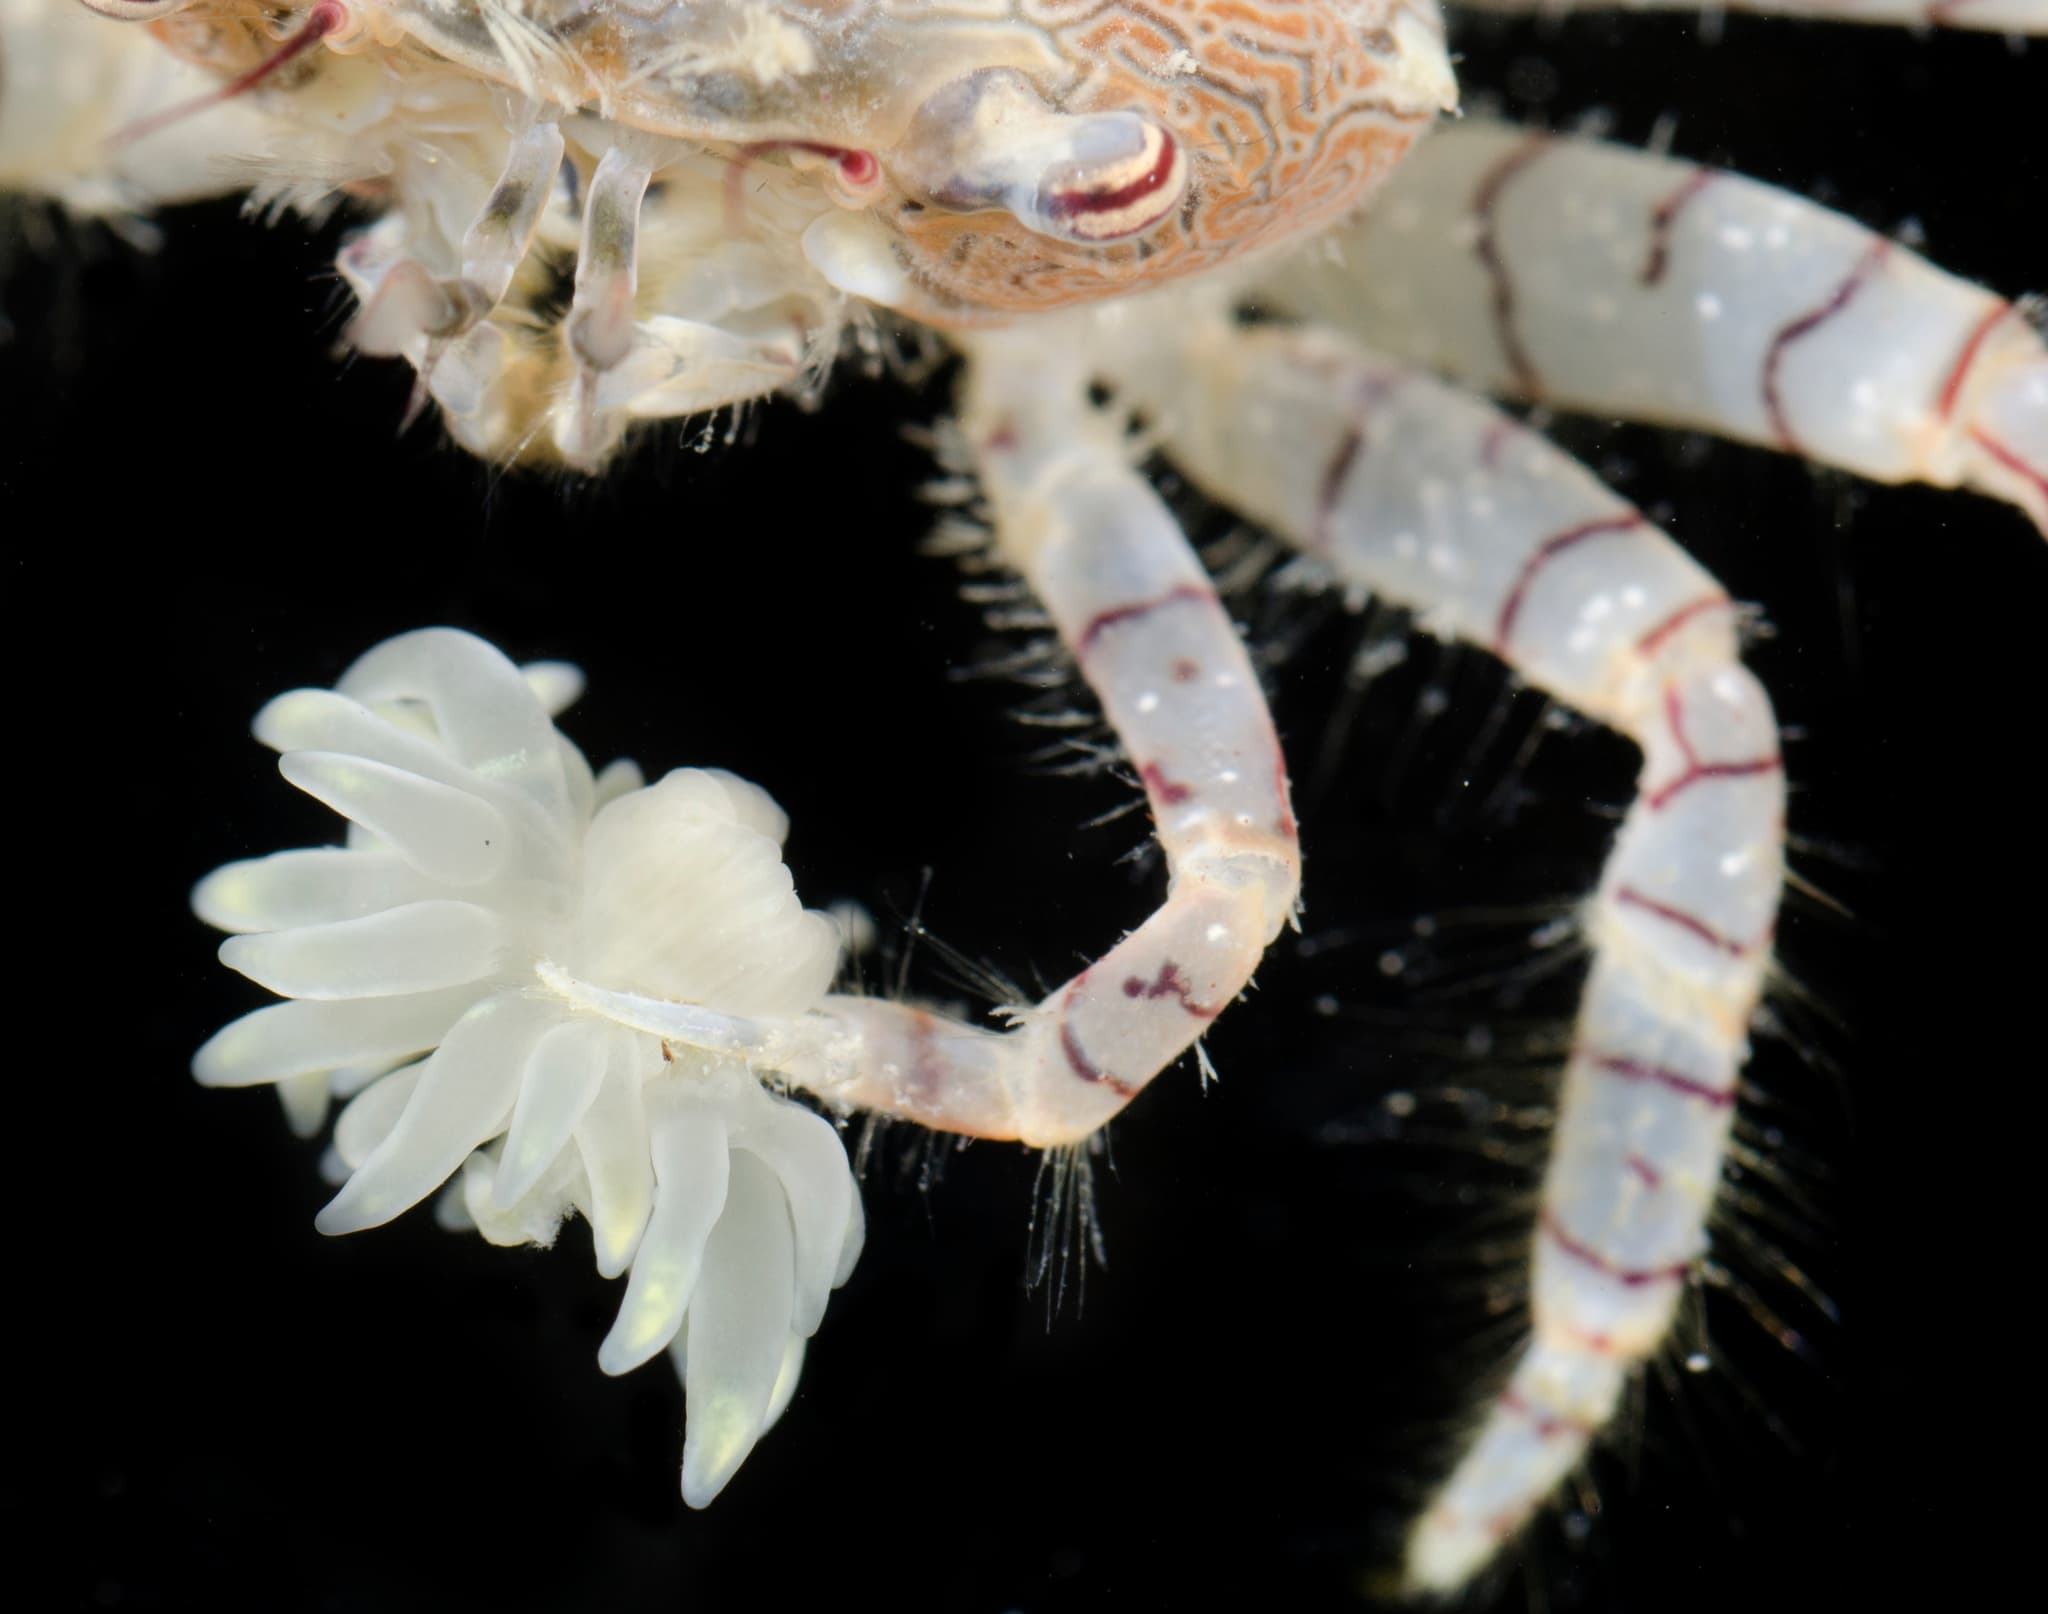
left=790, top=357, right=1301, bottom=1149
left=1131, top=316, right=1783, bottom=1590
left=1262, top=121, right=2047, bottom=533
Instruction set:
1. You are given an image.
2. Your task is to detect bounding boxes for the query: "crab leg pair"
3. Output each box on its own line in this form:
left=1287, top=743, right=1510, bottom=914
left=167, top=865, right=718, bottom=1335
left=1266, top=121, right=2048, bottom=533
left=574, top=278, right=1771, bottom=1588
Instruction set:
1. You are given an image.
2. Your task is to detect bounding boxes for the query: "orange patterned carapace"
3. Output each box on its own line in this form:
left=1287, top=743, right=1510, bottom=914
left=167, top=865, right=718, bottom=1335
left=133, top=0, right=1454, bottom=320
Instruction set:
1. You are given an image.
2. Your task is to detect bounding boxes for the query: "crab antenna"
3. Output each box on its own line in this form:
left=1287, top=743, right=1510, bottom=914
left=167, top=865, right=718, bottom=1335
left=109, top=0, right=348, bottom=149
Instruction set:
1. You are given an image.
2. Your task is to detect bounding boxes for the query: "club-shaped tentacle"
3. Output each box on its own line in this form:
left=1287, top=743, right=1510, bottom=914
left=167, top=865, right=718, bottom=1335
left=191, top=849, right=438, bottom=934
left=677, top=1147, right=797, bottom=1507
left=315, top=992, right=562, bottom=1234
left=1111, top=306, right=1783, bottom=1590
left=493, top=1018, right=611, bottom=1209
left=1259, top=119, right=2048, bottom=533
left=767, top=339, right=1301, bottom=1148
left=193, top=985, right=481, bottom=1089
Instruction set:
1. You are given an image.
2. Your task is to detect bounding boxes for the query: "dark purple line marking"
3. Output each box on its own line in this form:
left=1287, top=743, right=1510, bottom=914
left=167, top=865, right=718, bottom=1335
left=1541, top=1210, right=1690, bottom=1287
left=1058, top=1014, right=1137, bottom=1100
left=1589, top=1052, right=1736, bottom=1108
left=1272, top=752, right=1298, bottom=842
left=1076, top=582, right=1212, bottom=655
left=1760, top=238, right=1891, bottom=454
left=1121, top=960, right=1220, bottom=1019
left=1634, top=592, right=1733, bottom=659
left=1936, top=301, right=2013, bottom=423
left=1315, top=426, right=1364, bottom=550
left=1138, top=761, right=1194, bottom=806
left=1970, top=427, right=2048, bottom=508
left=1613, top=885, right=1757, bottom=957
left=1645, top=685, right=1782, bottom=810
left=1471, top=134, right=1554, bottom=398
left=1640, top=169, right=1716, bottom=287
left=1312, top=370, right=1404, bottom=549
left=1492, top=513, right=1646, bottom=655
left=1584, top=1050, right=1737, bottom=1108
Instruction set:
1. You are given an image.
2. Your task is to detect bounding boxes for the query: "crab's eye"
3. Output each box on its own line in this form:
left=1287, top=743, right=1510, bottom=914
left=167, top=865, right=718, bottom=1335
left=76, top=0, right=194, bottom=19
left=899, top=69, right=1187, bottom=246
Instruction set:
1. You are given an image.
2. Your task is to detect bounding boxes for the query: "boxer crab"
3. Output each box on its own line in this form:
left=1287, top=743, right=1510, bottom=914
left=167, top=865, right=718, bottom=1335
left=10, top=0, right=2044, bottom=1595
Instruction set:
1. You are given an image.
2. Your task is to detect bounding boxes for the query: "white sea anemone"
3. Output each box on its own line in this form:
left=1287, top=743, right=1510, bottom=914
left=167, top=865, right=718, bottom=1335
left=192, top=627, right=861, bottom=1505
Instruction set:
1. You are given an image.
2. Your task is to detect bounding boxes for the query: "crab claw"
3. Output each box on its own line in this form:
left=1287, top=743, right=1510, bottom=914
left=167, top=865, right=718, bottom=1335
left=898, top=68, right=1187, bottom=245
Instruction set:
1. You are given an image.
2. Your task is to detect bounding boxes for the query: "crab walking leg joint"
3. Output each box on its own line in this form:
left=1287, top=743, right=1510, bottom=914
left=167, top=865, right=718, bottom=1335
left=1451, top=0, right=2048, bottom=29
left=1117, top=312, right=1783, bottom=1588
left=1267, top=122, right=2048, bottom=534
left=784, top=348, right=1302, bottom=1149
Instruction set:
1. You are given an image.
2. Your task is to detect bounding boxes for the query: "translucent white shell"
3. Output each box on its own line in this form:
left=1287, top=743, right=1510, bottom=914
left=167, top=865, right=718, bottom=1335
left=192, top=626, right=861, bottom=1505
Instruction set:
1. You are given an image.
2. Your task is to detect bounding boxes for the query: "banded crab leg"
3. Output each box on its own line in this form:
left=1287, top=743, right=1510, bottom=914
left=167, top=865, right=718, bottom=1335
left=1110, top=306, right=1784, bottom=1591
left=806, top=343, right=1301, bottom=1144
left=1448, top=0, right=2048, bottom=30
left=1259, top=121, right=2048, bottom=533
left=547, top=337, right=1302, bottom=1148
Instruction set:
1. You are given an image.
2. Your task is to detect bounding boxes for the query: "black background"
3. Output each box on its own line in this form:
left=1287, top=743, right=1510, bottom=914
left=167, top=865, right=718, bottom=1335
left=8, top=14, right=2044, bottom=1614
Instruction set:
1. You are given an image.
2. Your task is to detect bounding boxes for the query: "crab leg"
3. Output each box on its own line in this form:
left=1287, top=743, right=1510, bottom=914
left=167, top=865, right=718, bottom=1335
left=1259, top=121, right=2048, bottom=532
left=766, top=345, right=1301, bottom=1149
left=1448, top=0, right=2048, bottom=30
left=1118, top=310, right=1783, bottom=1591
